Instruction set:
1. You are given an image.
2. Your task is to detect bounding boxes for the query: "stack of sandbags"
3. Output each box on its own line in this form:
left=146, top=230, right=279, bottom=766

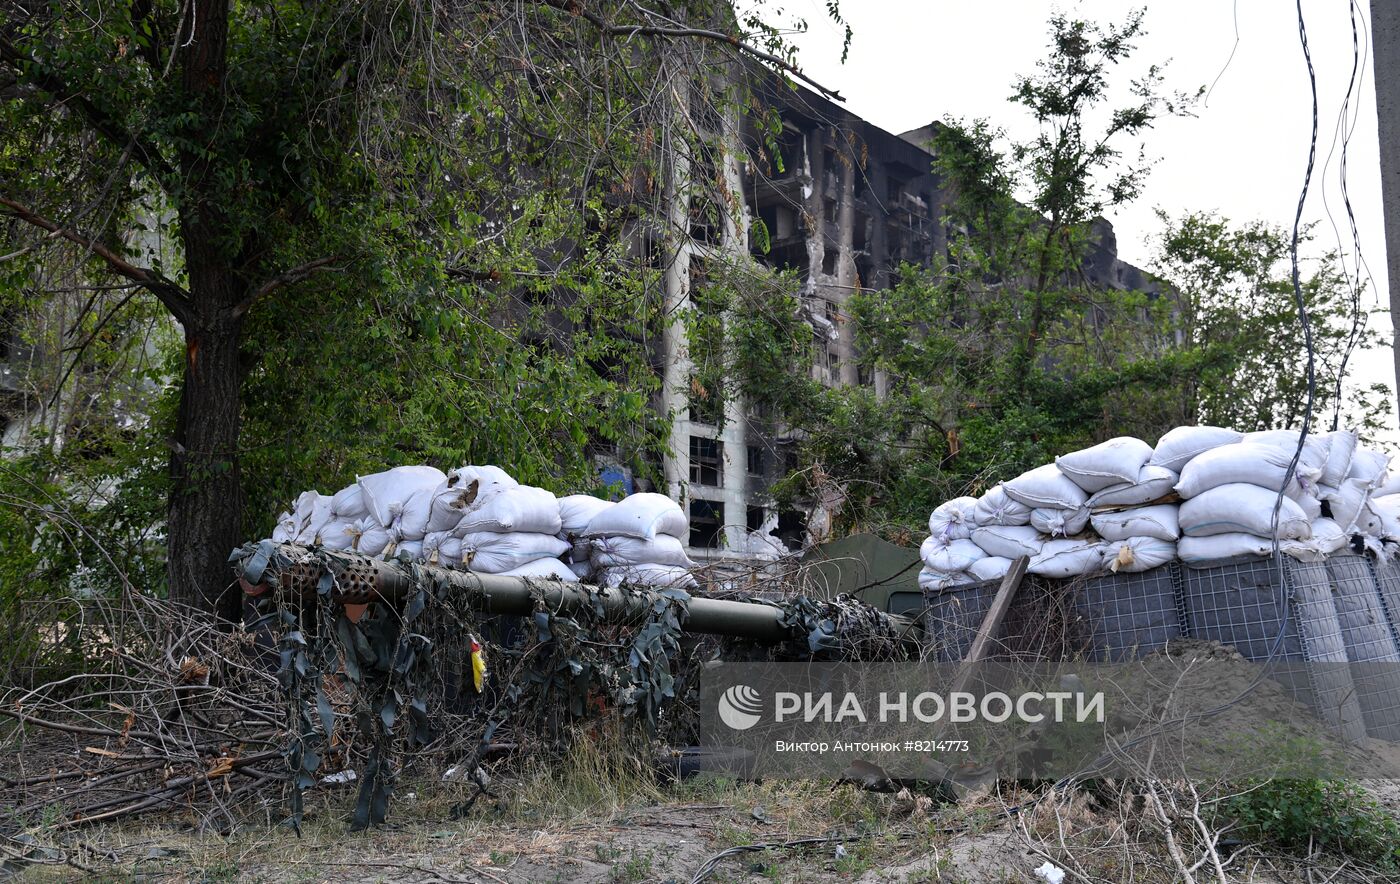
left=1081, top=430, right=1199, bottom=573
left=581, top=492, right=697, bottom=589
left=449, top=477, right=572, bottom=579
left=309, top=466, right=447, bottom=556
left=917, top=424, right=1398, bottom=583
left=918, top=495, right=987, bottom=590
left=1174, top=430, right=1329, bottom=564
left=1004, top=453, right=1102, bottom=578
left=558, top=494, right=615, bottom=580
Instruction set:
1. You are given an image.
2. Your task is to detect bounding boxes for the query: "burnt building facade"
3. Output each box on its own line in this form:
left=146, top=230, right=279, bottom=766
left=656, top=81, right=1160, bottom=563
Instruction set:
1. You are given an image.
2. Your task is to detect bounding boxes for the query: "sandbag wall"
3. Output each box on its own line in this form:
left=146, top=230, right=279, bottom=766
left=267, top=466, right=698, bottom=589
left=919, top=425, right=1400, bottom=591
left=923, top=551, right=1400, bottom=744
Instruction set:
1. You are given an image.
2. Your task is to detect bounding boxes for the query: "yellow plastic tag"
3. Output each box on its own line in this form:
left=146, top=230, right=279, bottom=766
left=470, top=636, right=486, bottom=693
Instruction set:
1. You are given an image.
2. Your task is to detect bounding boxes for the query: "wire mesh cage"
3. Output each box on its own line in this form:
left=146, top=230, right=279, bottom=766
left=1177, top=555, right=1366, bottom=743
left=1326, top=554, right=1400, bottom=741
left=1068, top=564, right=1186, bottom=663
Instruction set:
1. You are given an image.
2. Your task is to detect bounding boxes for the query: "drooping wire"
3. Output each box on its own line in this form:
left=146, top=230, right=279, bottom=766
left=1320, top=0, right=1376, bottom=430
left=1203, top=0, right=1241, bottom=109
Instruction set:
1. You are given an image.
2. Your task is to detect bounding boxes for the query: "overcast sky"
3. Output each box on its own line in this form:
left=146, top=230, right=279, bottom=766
left=782, top=0, right=1397, bottom=437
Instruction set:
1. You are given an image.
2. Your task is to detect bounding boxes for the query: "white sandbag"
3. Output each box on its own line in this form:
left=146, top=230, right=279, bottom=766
left=971, top=524, right=1043, bottom=559
left=1028, top=539, right=1103, bottom=578
left=1356, top=500, right=1383, bottom=536
left=582, top=492, right=687, bottom=540
left=358, top=466, right=447, bottom=529
left=460, top=531, right=569, bottom=573
left=500, top=557, right=579, bottom=581
left=972, top=485, right=1033, bottom=527
left=1178, top=483, right=1311, bottom=540
left=346, top=518, right=396, bottom=557
left=918, top=567, right=977, bottom=592
left=1030, top=506, right=1089, bottom=537
left=1086, top=464, right=1180, bottom=508
left=559, top=495, right=615, bottom=536
left=422, top=531, right=464, bottom=565
left=317, top=518, right=356, bottom=551
left=1376, top=493, right=1400, bottom=517
left=1373, top=504, right=1400, bottom=541
left=446, top=465, right=518, bottom=494
left=330, top=484, right=368, bottom=520
left=1175, top=443, right=1321, bottom=499
left=920, top=536, right=986, bottom=572
left=969, top=556, right=1012, bottom=582
left=928, top=496, right=978, bottom=541
left=1102, top=536, right=1176, bottom=573
left=1244, top=429, right=1331, bottom=472
left=1295, top=490, right=1323, bottom=522
left=293, top=493, right=333, bottom=545
left=1318, top=478, right=1371, bottom=531
left=1317, top=429, right=1358, bottom=486
left=568, top=561, right=593, bottom=581
left=598, top=563, right=697, bottom=589
left=1178, top=532, right=1276, bottom=565
left=1376, top=468, right=1400, bottom=497
left=395, top=540, right=424, bottom=561
left=421, top=480, right=481, bottom=535
left=1280, top=518, right=1349, bottom=562
left=1003, top=464, right=1089, bottom=510
left=591, top=534, right=695, bottom=569
left=271, top=511, right=296, bottom=543
left=1090, top=504, right=1180, bottom=542
left=396, top=485, right=436, bottom=540
left=1055, top=437, right=1153, bottom=493
left=1150, top=426, right=1244, bottom=472
left=454, top=485, right=562, bottom=536
left=1348, top=448, right=1390, bottom=488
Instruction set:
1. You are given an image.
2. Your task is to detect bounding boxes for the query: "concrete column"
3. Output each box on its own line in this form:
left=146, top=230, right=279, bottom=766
left=661, top=86, right=693, bottom=505
left=835, top=134, right=858, bottom=386
left=1372, top=0, right=1400, bottom=417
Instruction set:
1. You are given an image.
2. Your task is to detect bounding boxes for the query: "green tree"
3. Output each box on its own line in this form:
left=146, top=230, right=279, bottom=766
left=1154, top=211, right=1391, bottom=435
left=730, top=10, right=1200, bottom=533
left=0, top=0, right=843, bottom=614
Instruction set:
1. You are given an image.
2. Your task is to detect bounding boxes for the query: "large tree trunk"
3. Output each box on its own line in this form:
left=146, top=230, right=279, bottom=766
left=166, top=0, right=244, bottom=617
left=166, top=311, right=245, bottom=619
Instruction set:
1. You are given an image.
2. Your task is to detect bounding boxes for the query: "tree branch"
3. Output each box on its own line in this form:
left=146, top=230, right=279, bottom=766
left=537, top=0, right=844, bottom=102
left=0, top=195, right=192, bottom=323
left=0, top=35, right=177, bottom=183
left=232, top=255, right=345, bottom=317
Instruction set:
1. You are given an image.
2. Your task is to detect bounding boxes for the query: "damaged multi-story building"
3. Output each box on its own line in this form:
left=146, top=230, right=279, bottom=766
left=652, top=78, right=1164, bottom=564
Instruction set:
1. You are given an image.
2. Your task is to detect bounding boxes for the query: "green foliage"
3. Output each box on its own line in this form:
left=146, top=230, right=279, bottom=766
left=730, top=10, right=1199, bottom=535
left=1, top=0, right=842, bottom=606
left=1220, top=778, right=1400, bottom=870
left=1154, top=211, right=1391, bottom=437
left=725, top=9, right=1382, bottom=541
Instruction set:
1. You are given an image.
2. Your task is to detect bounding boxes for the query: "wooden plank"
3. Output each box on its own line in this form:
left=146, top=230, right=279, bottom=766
left=949, top=555, right=1028, bottom=695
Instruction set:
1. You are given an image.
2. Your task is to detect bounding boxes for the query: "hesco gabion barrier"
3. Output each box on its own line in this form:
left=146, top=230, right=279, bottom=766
left=1180, top=556, right=1366, bottom=743
left=1069, top=564, right=1185, bottom=663
left=1326, top=554, right=1400, bottom=741
left=922, top=552, right=1400, bottom=744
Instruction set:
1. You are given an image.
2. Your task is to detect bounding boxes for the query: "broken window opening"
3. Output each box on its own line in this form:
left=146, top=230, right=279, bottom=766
left=690, top=499, right=725, bottom=549
left=688, top=436, right=723, bottom=487
left=746, top=445, right=764, bottom=475
left=746, top=505, right=766, bottom=531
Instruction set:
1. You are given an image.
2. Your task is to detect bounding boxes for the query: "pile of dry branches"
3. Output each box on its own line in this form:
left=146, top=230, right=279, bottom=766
left=0, top=595, right=288, bottom=833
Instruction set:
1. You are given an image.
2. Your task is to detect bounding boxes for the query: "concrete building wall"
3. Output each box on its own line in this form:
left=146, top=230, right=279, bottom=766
left=663, top=80, right=1162, bottom=563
